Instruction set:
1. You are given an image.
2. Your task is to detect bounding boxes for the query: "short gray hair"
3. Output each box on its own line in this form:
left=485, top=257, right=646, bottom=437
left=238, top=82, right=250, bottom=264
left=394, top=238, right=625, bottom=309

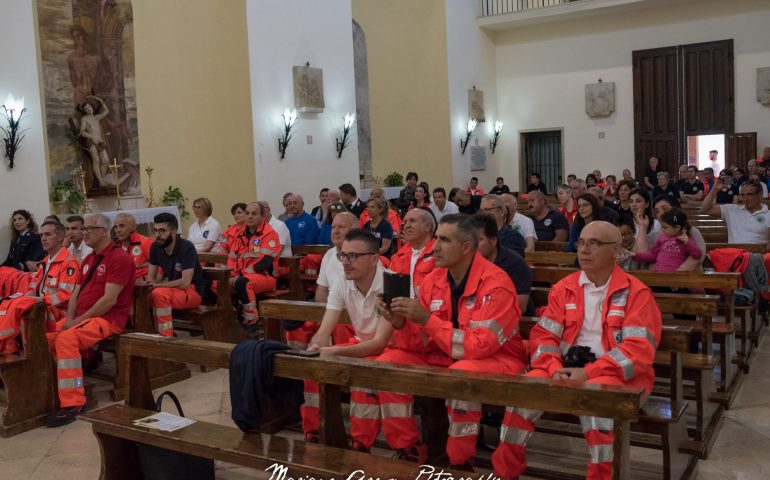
left=87, top=213, right=112, bottom=230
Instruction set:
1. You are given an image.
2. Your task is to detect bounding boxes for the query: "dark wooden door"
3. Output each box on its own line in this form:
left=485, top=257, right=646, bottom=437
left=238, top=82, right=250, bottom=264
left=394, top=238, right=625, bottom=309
left=633, top=46, right=681, bottom=180
left=682, top=40, right=734, bottom=136
left=726, top=132, right=757, bottom=170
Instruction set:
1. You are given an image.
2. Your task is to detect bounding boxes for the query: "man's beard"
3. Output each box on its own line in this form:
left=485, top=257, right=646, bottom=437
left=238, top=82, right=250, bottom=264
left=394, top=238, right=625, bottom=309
left=156, top=236, right=173, bottom=248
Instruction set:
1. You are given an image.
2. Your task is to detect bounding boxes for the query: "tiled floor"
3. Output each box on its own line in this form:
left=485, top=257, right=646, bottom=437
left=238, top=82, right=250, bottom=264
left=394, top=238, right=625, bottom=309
left=1, top=334, right=768, bottom=479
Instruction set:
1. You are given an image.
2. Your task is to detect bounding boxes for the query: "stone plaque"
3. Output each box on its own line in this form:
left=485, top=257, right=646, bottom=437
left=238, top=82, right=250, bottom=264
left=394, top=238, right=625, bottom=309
left=468, top=89, right=485, bottom=123
left=293, top=65, right=325, bottom=113
left=470, top=145, right=486, bottom=171
left=585, top=82, right=616, bottom=117
left=758, top=67, right=770, bottom=105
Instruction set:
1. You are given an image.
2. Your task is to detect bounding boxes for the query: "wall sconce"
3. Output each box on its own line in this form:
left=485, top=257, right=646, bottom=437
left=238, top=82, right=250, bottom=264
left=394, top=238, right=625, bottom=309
left=335, top=112, right=355, bottom=158
left=489, top=120, right=503, bottom=154
left=1, top=93, right=27, bottom=169
left=277, top=108, right=298, bottom=159
left=460, top=118, right=477, bottom=155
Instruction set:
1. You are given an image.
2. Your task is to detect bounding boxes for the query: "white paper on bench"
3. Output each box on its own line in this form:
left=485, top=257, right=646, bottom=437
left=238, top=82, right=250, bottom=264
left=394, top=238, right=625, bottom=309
left=133, top=412, right=196, bottom=432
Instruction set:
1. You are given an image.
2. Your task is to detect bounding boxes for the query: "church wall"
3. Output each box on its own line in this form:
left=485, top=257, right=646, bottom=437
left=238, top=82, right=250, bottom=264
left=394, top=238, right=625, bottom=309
left=245, top=0, right=360, bottom=211
left=495, top=0, right=770, bottom=191
left=352, top=0, right=454, bottom=191
left=0, top=1, right=51, bottom=255
left=132, top=0, right=256, bottom=231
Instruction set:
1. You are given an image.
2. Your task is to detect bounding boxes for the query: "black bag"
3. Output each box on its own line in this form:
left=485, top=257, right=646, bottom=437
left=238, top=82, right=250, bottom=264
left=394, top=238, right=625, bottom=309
left=136, top=391, right=215, bottom=480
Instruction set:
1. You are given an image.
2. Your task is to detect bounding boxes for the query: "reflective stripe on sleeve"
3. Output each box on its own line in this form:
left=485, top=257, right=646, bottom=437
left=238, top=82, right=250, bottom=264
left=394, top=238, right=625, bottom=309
left=451, top=329, right=465, bottom=359
left=622, top=326, right=657, bottom=349
left=607, top=348, right=635, bottom=380
left=469, top=318, right=507, bottom=345
left=531, top=344, right=562, bottom=362
left=536, top=317, right=563, bottom=338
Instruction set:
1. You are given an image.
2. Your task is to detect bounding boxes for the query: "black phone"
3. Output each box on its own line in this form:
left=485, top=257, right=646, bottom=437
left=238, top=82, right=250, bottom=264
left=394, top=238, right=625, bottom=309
left=281, top=349, right=320, bottom=358
left=383, top=271, right=411, bottom=306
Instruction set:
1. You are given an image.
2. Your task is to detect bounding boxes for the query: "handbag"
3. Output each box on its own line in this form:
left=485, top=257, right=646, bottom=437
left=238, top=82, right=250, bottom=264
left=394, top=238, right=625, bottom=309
left=136, top=390, right=215, bottom=480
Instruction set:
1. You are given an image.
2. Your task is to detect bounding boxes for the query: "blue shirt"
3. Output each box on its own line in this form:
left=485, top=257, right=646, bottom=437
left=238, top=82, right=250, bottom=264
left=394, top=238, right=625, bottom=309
left=285, top=212, right=320, bottom=246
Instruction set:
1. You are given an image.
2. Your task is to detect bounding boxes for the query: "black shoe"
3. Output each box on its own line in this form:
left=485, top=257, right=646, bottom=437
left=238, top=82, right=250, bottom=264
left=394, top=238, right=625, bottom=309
left=305, top=431, right=319, bottom=443
left=350, top=440, right=371, bottom=453
left=46, top=406, right=84, bottom=428
left=449, top=461, right=475, bottom=472
left=394, top=443, right=427, bottom=463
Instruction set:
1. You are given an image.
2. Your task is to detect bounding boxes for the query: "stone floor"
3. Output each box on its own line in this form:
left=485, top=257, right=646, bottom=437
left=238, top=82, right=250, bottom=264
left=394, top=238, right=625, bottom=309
left=1, top=334, right=768, bottom=479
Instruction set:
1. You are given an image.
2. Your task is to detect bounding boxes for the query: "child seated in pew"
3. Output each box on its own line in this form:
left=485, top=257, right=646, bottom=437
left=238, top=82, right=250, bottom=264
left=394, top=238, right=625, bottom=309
left=632, top=208, right=702, bottom=273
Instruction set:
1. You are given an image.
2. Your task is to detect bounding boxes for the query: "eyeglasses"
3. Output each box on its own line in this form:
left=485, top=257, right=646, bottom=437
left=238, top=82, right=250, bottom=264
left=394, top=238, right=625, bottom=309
left=336, top=251, right=376, bottom=263
left=80, top=226, right=105, bottom=233
left=577, top=203, right=592, bottom=209
left=480, top=207, right=502, bottom=214
left=330, top=204, right=345, bottom=211
left=575, top=238, right=618, bottom=249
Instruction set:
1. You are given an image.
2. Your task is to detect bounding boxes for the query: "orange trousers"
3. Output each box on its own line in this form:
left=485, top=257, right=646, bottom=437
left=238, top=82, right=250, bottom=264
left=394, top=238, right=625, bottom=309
left=149, top=285, right=201, bottom=336
left=233, top=274, right=276, bottom=325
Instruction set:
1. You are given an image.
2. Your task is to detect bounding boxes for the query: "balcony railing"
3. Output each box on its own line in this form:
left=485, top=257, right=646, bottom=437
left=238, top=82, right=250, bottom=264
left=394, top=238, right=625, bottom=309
left=479, top=0, right=583, bottom=17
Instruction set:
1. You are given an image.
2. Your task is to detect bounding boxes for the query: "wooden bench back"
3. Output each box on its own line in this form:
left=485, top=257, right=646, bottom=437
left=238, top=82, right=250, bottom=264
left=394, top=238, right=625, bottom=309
left=292, top=245, right=333, bottom=256
left=531, top=266, right=740, bottom=290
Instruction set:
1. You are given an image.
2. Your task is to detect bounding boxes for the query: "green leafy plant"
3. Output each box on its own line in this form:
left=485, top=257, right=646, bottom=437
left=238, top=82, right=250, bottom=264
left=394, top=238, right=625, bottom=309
left=161, top=186, right=189, bottom=219
left=51, top=180, right=85, bottom=214
left=383, top=171, right=404, bottom=187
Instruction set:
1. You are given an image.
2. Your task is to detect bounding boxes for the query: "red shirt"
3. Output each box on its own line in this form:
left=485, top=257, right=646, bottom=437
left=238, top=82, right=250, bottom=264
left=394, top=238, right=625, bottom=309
left=77, top=242, right=136, bottom=328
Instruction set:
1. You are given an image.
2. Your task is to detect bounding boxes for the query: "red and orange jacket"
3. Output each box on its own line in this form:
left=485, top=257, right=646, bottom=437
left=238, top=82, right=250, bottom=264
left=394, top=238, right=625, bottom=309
left=224, top=220, right=281, bottom=277
left=118, top=231, right=153, bottom=279
left=0, top=266, right=30, bottom=297
left=394, top=252, right=525, bottom=362
left=389, top=238, right=436, bottom=298
left=529, top=265, right=661, bottom=390
left=26, top=248, right=80, bottom=312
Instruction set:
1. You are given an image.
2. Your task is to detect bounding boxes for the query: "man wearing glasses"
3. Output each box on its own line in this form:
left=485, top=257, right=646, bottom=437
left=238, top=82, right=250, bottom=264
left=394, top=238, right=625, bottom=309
left=47, top=213, right=136, bottom=427
left=144, top=213, right=205, bottom=337
left=700, top=180, right=770, bottom=250
left=300, top=230, right=394, bottom=450
left=480, top=194, right=526, bottom=257
left=492, top=221, right=661, bottom=479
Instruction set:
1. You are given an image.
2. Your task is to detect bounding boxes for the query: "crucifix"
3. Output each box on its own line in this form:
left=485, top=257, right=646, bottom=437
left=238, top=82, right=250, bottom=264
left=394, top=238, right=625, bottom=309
left=109, top=158, right=122, bottom=210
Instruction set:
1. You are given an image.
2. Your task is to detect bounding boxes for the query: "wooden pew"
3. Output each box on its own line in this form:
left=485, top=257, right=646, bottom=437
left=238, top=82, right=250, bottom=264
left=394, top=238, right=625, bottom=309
left=86, top=333, right=643, bottom=480
left=0, top=302, right=54, bottom=437
left=198, top=252, right=305, bottom=301
left=292, top=244, right=333, bottom=256
left=535, top=240, right=569, bottom=252
left=525, top=251, right=576, bottom=266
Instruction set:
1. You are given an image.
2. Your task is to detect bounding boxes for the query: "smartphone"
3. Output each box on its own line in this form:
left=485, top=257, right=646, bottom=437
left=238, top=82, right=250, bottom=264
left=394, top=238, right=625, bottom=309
left=281, top=349, right=320, bottom=358
left=383, top=271, right=411, bottom=306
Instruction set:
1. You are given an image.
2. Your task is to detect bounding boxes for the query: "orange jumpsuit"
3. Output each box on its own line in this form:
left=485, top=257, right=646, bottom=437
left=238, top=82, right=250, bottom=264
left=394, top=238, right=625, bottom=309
left=492, top=265, right=661, bottom=480
left=119, top=232, right=153, bottom=280
left=223, top=221, right=280, bottom=325
left=375, top=252, right=527, bottom=466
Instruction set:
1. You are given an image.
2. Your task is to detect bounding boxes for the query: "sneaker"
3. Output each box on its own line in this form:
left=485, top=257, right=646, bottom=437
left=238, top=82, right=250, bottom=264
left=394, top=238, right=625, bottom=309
left=448, top=461, right=475, bottom=472
left=350, top=440, right=371, bottom=453
left=46, top=406, right=84, bottom=428
left=305, top=431, right=319, bottom=443
left=394, top=443, right=428, bottom=463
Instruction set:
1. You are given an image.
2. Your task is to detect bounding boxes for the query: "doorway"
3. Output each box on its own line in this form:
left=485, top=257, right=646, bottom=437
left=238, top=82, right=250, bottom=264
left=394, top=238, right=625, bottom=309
left=520, top=130, right=563, bottom=194
left=687, top=134, right=724, bottom=172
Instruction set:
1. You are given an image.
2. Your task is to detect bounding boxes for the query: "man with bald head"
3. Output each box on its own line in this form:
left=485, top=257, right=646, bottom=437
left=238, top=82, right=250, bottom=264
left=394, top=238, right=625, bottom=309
left=284, top=194, right=320, bottom=246
left=389, top=208, right=437, bottom=298
left=501, top=193, right=536, bottom=252
left=114, top=212, right=153, bottom=279
left=528, top=190, right=568, bottom=241
left=492, top=221, right=661, bottom=479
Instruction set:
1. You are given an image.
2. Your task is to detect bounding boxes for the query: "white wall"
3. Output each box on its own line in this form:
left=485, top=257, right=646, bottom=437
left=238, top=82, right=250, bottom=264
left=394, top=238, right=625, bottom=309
left=445, top=0, right=502, bottom=192
left=245, top=0, right=360, bottom=211
left=0, top=0, right=50, bottom=257
left=495, top=0, right=770, bottom=190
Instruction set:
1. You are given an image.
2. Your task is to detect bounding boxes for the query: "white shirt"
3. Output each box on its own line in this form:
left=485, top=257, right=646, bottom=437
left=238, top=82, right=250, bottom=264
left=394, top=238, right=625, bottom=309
left=188, top=216, right=222, bottom=252
left=68, top=241, right=93, bottom=264
left=575, top=271, right=609, bottom=357
left=326, top=262, right=386, bottom=342
left=510, top=212, right=536, bottom=239
left=409, top=246, right=425, bottom=298
left=268, top=216, right=293, bottom=257
left=317, top=246, right=343, bottom=289
left=430, top=201, right=459, bottom=222
left=720, top=203, right=770, bottom=244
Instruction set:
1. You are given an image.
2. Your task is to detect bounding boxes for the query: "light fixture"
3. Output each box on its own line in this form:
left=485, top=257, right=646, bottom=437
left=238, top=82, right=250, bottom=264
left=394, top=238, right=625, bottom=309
left=277, top=108, right=298, bottom=159
left=489, top=120, right=503, bottom=154
left=1, top=93, right=27, bottom=169
left=335, top=112, right=355, bottom=158
left=460, top=118, right=477, bottom=155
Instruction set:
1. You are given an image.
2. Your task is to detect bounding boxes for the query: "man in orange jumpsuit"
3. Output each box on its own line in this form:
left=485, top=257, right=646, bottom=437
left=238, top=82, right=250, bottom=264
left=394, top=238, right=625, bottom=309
left=222, top=202, right=280, bottom=333
left=0, top=221, right=79, bottom=353
left=388, top=208, right=435, bottom=298
left=114, top=213, right=153, bottom=279
left=377, top=214, right=527, bottom=468
left=47, top=213, right=135, bottom=427
left=491, top=221, right=661, bottom=479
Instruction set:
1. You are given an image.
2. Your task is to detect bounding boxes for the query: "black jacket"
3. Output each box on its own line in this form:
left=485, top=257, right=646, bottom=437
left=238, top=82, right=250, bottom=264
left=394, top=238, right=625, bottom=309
left=229, top=339, right=303, bottom=432
left=3, top=230, right=45, bottom=271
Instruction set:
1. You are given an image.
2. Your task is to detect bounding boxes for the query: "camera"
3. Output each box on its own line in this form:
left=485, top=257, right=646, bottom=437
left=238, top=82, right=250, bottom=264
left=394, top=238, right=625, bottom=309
left=563, top=346, right=596, bottom=368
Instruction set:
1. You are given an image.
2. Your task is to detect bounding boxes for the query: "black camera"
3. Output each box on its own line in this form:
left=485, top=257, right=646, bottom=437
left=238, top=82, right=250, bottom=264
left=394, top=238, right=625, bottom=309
left=563, top=346, right=596, bottom=368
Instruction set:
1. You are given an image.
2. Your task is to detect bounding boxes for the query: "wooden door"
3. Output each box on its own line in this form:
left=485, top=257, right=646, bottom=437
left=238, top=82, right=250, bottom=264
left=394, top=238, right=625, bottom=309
left=682, top=40, right=734, bottom=136
left=726, top=132, right=757, bottom=170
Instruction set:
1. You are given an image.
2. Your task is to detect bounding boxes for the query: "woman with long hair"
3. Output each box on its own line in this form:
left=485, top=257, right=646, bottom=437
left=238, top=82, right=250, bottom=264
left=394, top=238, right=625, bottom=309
left=566, top=194, right=603, bottom=252
left=614, top=180, right=635, bottom=220
left=3, top=209, right=45, bottom=271
left=409, top=182, right=432, bottom=210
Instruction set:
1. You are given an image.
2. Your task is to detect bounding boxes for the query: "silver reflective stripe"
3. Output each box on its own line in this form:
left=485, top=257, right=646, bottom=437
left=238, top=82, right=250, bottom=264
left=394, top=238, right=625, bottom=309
left=243, top=312, right=259, bottom=321
left=499, top=424, right=533, bottom=446
left=57, top=358, right=82, bottom=370
left=0, top=328, right=16, bottom=338
left=560, top=341, right=571, bottom=355
left=622, top=326, right=657, bottom=349
left=451, top=329, right=465, bottom=359
left=157, top=321, right=174, bottom=332
left=153, top=307, right=172, bottom=317
left=245, top=267, right=255, bottom=274
left=244, top=302, right=256, bottom=310
left=565, top=303, right=576, bottom=310
left=59, top=282, right=75, bottom=291
left=350, top=403, right=380, bottom=420
left=287, top=341, right=307, bottom=350
left=469, top=319, right=507, bottom=345
left=304, top=392, right=319, bottom=407
left=607, top=348, right=635, bottom=380
left=381, top=402, right=413, bottom=419
left=58, top=377, right=84, bottom=389
left=505, top=406, right=542, bottom=422
left=580, top=416, right=614, bottom=432
left=589, top=444, right=614, bottom=464
left=228, top=252, right=238, bottom=258
left=607, top=309, right=625, bottom=317
left=449, top=399, right=481, bottom=414
left=353, top=387, right=377, bottom=395
left=48, top=293, right=62, bottom=305
left=448, top=421, right=480, bottom=437
left=610, top=289, right=628, bottom=307
left=536, top=317, right=563, bottom=338
left=531, top=344, right=561, bottom=362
